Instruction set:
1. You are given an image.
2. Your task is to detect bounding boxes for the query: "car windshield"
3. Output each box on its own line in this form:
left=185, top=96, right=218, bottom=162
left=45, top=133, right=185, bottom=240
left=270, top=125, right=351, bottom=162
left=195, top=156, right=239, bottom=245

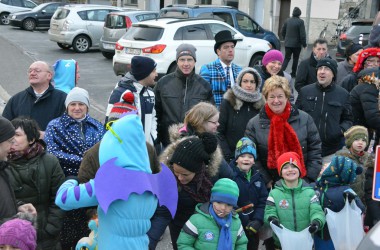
left=347, top=25, right=372, bottom=36
left=52, top=7, right=70, bottom=19
left=122, top=25, right=164, bottom=41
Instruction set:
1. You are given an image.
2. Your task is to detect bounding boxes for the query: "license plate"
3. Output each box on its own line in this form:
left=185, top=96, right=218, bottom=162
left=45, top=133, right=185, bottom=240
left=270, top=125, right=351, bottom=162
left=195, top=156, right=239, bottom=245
left=103, top=43, right=115, bottom=50
left=125, top=48, right=141, bottom=55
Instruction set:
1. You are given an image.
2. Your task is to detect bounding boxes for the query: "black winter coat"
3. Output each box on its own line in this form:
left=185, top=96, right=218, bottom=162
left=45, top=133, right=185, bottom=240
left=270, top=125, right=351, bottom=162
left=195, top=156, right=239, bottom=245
left=2, top=85, right=66, bottom=130
left=245, top=105, right=322, bottom=184
left=296, top=83, right=353, bottom=156
left=341, top=72, right=358, bottom=93
left=281, top=16, right=307, bottom=48
left=218, top=89, right=264, bottom=162
left=0, top=162, right=18, bottom=222
left=230, top=163, right=268, bottom=227
left=154, top=68, right=215, bottom=146
left=7, top=153, right=65, bottom=250
left=350, top=82, right=380, bottom=130
left=295, top=54, right=319, bottom=93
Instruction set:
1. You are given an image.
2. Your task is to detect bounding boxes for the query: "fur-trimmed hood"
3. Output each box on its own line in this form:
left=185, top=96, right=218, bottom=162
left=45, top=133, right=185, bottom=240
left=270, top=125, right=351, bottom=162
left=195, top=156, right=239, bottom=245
left=160, top=126, right=224, bottom=178
left=223, top=89, right=265, bottom=111
left=235, top=67, right=262, bottom=90
left=335, top=147, right=370, bottom=167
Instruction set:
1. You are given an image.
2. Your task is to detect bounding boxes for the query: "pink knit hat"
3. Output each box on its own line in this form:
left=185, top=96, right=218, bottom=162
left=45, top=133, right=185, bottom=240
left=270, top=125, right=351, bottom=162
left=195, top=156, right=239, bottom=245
left=262, top=50, right=284, bottom=66
left=0, top=218, right=36, bottom=250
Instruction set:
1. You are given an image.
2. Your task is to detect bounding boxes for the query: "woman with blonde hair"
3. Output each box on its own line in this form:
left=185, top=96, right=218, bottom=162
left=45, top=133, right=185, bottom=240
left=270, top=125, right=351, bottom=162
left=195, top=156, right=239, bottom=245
left=169, top=102, right=220, bottom=142
left=245, top=75, right=322, bottom=187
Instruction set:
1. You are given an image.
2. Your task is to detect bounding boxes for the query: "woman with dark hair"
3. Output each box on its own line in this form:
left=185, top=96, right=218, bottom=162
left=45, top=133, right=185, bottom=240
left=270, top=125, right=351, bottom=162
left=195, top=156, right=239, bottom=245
left=160, top=132, right=232, bottom=250
left=218, top=67, right=265, bottom=162
left=7, top=117, right=65, bottom=250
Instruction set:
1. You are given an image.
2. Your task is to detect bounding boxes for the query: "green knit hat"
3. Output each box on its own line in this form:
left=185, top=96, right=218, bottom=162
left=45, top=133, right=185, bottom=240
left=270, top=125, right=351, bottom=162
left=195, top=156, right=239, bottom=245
left=210, top=178, right=239, bottom=207
left=344, top=125, right=368, bottom=148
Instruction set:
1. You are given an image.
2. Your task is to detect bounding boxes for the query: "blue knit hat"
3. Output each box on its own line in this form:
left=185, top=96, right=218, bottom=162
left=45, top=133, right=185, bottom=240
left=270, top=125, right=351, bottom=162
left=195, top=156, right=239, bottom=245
left=319, top=156, right=363, bottom=185
left=210, top=178, right=239, bottom=207
left=235, top=137, right=257, bottom=160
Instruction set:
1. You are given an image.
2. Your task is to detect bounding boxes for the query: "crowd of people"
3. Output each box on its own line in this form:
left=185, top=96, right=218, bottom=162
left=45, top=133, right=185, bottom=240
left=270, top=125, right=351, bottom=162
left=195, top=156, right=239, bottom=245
left=1, top=7, right=380, bottom=249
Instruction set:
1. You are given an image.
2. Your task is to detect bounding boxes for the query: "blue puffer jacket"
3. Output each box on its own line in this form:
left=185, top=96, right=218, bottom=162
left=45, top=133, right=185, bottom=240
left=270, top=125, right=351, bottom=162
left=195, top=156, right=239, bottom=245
left=45, top=113, right=105, bottom=176
left=230, top=162, right=268, bottom=227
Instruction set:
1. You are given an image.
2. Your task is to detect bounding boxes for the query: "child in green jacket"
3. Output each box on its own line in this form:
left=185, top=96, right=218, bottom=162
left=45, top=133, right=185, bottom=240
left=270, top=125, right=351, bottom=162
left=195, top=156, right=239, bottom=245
left=264, top=152, right=326, bottom=248
left=177, top=178, right=248, bottom=250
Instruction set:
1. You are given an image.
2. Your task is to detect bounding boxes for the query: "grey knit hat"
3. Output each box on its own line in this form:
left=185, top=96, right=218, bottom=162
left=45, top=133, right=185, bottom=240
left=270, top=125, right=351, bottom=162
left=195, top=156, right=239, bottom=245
left=176, top=44, right=197, bottom=62
left=65, top=87, right=89, bottom=108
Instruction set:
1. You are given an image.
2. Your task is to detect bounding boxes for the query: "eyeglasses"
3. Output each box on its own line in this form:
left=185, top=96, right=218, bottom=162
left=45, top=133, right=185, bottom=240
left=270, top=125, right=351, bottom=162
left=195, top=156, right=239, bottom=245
left=365, top=58, right=380, bottom=66
left=27, top=68, right=50, bottom=74
left=7, top=138, right=16, bottom=145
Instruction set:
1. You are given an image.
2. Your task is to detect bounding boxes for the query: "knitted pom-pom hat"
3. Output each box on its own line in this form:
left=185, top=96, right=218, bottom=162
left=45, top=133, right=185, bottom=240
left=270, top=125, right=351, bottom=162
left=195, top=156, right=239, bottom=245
left=344, top=125, right=369, bottom=148
left=170, top=132, right=217, bottom=173
left=235, top=137, right=257, bottom=160
left=210, top=178, right=239, bottom=207
left=277, top=151, right=306, bottom=178
left=0, top=218, right=36, bottom=250
left=319, top=156, right=363, bottom=185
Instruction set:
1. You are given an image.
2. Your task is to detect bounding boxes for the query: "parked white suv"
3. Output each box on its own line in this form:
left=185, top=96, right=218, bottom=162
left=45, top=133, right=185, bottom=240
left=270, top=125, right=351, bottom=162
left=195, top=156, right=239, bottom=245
left=0, top=0, right=37, bottom=25
left=48, top=4, right=122, bottom=53
left=113, top=18, right=271, bottom=78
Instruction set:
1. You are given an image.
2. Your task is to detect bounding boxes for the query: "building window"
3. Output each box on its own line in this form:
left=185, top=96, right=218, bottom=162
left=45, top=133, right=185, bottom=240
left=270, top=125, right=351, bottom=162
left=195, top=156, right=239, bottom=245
left=226, top=0, right=238, bottom=8
left=174, top=0, right=187, bottom=4
left=197, top=0, right=212, bottom=4
left=127, top=0, right=137, bottom=5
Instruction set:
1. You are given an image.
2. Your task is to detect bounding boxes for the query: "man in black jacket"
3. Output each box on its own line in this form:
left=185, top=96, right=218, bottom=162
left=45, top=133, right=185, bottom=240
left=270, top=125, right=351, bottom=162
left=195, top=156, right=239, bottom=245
left=281, top=7, right=307, bottom=78
left=296, top=58, right=353, bottom=160
left=0, top=116, right=36, bottom=222
left=295, top=38, right=330, bottom=93
left=2, top=61, right=67, bottom=137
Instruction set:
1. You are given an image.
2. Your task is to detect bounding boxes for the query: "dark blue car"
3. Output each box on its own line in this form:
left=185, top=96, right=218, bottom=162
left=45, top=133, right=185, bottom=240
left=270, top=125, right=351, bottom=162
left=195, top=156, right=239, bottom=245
left=9, top=2, right=64, bottom=31
left=160, top=5, right=281, bottom=50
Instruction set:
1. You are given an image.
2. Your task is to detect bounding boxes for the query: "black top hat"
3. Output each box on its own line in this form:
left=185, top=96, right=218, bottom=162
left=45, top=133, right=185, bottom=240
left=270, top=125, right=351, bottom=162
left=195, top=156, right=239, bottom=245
left=214, top=30, right=238, bottom=54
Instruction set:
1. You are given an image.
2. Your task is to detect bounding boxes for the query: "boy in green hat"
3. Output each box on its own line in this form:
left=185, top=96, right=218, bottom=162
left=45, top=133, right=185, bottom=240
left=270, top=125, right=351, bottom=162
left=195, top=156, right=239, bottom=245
left=177, top=178, right=248, bottom=249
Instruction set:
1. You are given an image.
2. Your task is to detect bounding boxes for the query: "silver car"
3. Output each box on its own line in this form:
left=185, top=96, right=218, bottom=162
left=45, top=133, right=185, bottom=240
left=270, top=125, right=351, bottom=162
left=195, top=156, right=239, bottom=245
left=0, top=0, right=37, bottom=25
left=100, top=10, right=158, bottom=59
left=48, top=4, right=122, bottom=53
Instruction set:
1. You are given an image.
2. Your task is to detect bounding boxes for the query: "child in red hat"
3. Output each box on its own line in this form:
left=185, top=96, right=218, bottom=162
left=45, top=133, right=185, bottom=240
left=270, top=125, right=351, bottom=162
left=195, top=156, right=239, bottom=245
left=264, top=151, right=325, bottom=249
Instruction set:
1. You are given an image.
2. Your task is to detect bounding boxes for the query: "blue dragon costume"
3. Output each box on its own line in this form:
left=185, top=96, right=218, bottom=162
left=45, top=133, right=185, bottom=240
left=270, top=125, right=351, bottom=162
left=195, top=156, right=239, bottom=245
left=55, top=113, right=178, bottom=249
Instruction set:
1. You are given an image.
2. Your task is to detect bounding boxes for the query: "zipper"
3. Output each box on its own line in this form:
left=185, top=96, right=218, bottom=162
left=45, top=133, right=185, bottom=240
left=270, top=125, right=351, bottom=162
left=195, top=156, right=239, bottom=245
left=183, top=77, right=188, bottom=105
left=324, top=112, right=328, bottom=140
left=318, top=92, right=326, bottom=132
left=291, top=189, right=297, bottom=231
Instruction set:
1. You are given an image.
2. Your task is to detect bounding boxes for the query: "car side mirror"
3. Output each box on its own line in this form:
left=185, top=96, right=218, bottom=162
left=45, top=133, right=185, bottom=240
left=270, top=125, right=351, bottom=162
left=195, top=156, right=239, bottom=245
left=42, top=10, right=46, bottom=14
left=234, top=34, right=244, bottom=41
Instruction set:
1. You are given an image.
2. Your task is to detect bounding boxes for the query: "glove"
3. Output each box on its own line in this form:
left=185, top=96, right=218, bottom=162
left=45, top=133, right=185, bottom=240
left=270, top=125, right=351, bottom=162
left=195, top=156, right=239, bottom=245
left=344, top=191, right=356, bottom=203
left=308, top=220, right=320, bottom=234
left=268, top=216, right=282, bottom=229
left=245, top=220, right=262, bottom=234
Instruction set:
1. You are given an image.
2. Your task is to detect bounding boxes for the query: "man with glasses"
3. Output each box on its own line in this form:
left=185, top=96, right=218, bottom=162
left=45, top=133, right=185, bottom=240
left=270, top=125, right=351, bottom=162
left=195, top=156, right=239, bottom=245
left=200, top=30, right=242, bottom=107
left=341, top=47, right=380, bottom=92
left=2, top=61, right=67, bottom=136
left=154, top=44, right=214, bottom=147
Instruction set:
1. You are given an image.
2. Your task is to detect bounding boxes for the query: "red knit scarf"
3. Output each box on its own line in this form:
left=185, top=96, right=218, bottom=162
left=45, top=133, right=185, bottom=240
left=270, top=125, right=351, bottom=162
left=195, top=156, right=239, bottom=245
left=265, top=101, right=306, bottom=177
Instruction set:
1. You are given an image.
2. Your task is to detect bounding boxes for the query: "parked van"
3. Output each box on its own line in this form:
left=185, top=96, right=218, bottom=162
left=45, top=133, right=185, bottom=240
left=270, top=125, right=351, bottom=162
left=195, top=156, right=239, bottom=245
left=100, top=10, right=158, bottom=59
left=48, top=4, right=122, bottom=53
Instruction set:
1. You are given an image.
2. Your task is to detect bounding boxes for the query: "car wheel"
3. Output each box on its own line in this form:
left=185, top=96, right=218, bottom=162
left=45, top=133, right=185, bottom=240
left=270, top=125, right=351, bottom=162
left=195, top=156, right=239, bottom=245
left=249, top=54, right=264, bottom=67
left=101, top=51, right=114, bottom=59
left=73, top=35, right=91, bottom=53
left=57, top=42, right=71, bottom=49
left=0, top=13, right=10, bottom=25
left=22, top=18, right=36, bottom=31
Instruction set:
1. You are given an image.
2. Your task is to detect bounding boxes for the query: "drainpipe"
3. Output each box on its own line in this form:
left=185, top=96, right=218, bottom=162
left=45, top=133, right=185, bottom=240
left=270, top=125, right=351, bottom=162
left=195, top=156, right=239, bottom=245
left=270, top=0, right=274, bottom=32
left=305, top=0, right=312, bottom=45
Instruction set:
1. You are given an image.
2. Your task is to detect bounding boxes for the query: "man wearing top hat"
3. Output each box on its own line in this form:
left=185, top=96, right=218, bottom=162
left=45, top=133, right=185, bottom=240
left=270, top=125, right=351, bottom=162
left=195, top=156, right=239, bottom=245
left=200, top=30, right=242, bottom=107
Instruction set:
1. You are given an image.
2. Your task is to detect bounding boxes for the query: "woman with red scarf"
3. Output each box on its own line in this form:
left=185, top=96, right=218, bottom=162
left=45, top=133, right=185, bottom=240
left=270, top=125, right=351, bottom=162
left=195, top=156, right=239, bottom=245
left=245, top=75, right=322, bottom=188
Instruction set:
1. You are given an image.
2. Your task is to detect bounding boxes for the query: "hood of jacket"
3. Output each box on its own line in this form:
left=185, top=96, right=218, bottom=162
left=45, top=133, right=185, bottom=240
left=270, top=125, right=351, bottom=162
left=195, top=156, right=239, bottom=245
left=159, top=132, right=224, bottom=178
left=223, top=89, right=265, bottom=111
left=117, top=73, right=137, bottom=92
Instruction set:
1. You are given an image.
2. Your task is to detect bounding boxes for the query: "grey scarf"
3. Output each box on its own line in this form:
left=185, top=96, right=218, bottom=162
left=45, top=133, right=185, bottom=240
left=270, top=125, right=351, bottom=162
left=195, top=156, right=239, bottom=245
left=232, top=84, right=262, bottom=103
